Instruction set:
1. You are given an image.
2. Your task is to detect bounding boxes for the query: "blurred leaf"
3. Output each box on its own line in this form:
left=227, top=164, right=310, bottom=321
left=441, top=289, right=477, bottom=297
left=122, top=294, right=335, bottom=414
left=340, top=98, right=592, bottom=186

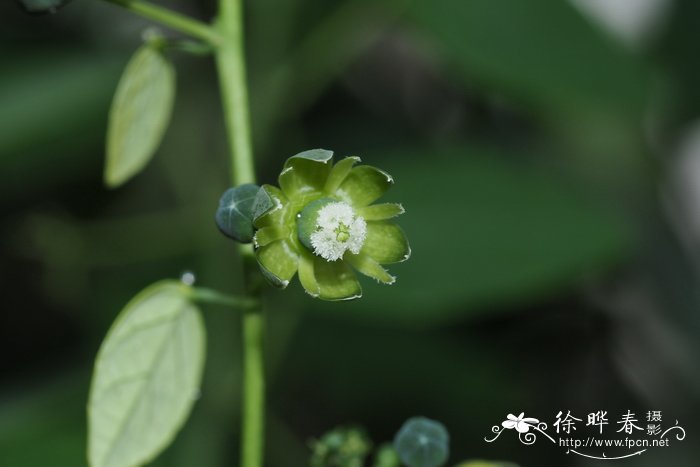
left=88, top=281, right=205, bottom=467
left=105, top=44, right=176, bottom=187
left=407, top=0, right=650, bottom=117
left=308, top=146, right=629, bottom=326
left=0, top=48, right=120, bottom=198
left=0, top=372, right=86, bottom=467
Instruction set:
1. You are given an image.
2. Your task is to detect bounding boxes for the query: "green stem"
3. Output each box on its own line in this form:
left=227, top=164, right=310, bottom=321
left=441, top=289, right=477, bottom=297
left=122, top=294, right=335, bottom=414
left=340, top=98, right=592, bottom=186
left=215, top=2, right=263, bottom=467
left=102, top=0, right=222, bottom=45
left=189, top=286, right=259, bottom=309
left=215, top=0, right=256, bottom=186
left=104, top=0, right=264, bottom=464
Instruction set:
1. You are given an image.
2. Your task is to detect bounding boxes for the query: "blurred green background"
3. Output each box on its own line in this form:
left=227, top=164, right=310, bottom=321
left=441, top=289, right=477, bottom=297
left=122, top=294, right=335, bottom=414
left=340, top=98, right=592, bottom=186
left=2, top=0, right=700, bottom=465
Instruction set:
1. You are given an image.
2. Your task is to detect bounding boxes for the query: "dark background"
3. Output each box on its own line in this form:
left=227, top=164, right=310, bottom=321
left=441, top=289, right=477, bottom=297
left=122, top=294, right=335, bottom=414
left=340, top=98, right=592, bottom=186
left=1, top=0, right=699, bottom=465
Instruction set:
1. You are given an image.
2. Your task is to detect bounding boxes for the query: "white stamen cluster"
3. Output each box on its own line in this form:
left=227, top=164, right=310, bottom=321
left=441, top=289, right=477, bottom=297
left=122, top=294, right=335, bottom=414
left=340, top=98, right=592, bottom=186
left=310, top=201, right=367, bottom=261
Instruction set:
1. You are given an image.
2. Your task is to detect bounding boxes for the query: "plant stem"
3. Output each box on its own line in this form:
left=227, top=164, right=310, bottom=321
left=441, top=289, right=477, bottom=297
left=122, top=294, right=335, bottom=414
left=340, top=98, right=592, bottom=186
left=215, top=0, right=256, bottom=186
left=102, top=0, right=221, bottom=45
left=105, top=0, right=264, bottom=463
left=215, top=2, right=264, bottom=467
left=189, top=286, right=259, bottom=309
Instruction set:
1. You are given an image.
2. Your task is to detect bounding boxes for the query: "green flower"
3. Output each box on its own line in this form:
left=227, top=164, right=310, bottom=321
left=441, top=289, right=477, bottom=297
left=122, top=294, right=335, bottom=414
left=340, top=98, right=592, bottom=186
left=252, top=149, right=410, bottom=301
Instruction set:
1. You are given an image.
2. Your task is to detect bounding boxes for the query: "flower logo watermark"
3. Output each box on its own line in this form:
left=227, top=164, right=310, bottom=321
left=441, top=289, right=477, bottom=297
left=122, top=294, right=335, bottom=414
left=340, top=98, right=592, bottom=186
left=484, top=409, right=686, bottom=461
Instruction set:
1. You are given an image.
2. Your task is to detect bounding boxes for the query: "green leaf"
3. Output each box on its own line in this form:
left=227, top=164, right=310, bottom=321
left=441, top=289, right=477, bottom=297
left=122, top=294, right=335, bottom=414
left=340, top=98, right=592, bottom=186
left=104, top=44, right=176, bottom=187
left=394, top=417, right=449, bottom=467
left=407, top=0, right=650, bottom=117
left=88, top=281, right=206, bottom=467
left=215, top=184, right=260, bottom=243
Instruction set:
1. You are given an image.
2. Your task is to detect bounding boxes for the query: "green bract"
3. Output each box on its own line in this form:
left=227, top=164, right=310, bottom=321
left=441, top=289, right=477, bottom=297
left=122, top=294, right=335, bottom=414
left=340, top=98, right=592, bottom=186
left=252, top=149, right=410, bottom=301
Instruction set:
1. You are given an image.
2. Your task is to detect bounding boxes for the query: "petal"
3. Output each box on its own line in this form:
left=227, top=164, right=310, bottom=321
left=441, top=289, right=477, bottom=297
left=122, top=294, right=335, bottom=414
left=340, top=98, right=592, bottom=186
left=253, top=185, right=288, bottom=229
left=361, top=221, right=411, bottom=264
left=297, top=252, right=320, bottom=297
left=356, top=203, right=405, bottom=221
left=522, top=418, right=539, bottom=425
left=278, top=149, right=333, bottom=198
left=253, top=225, right=289, bottom=248
left=324, top=156, right=361, bottom=194
left=313, top=257, right=362, bottom=301
left=335, top=165, right=394, bottom=206
left=507, top=414, right=518, bottom=421
left=255, top=239, right=299, bottom=288
left=502, top=421, right=517, bottom=429
left=515, top=422, right=530, bottom=433
left=346, top=252, right=395, bottom=284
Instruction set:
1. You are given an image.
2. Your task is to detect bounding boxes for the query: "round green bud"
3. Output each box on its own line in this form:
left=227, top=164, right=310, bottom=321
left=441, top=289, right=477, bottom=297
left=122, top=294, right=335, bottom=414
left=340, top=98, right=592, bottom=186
left=394, top=417, right=449, bottom=467
left=215, top=184, right=260, bottom=243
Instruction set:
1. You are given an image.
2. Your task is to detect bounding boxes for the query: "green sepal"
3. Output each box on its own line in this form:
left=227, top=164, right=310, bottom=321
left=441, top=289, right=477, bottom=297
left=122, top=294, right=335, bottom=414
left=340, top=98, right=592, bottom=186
left=215, top=184, right=260, bottom=243
left=324, top=156, right=361, bottom=194
left=255, top=239, right=298, bottom=288
left=279, top=149, right=333, bottom=197
left=252, top=185, right=287, bottom=228
left=357, top=203, right=405, bottom=221
left=346, top=253, right=395, bottom=284
left=336, top=165, right=394, bottom=206
left=362, top=222, right=411, bottom=264
left=298, top=252, right=320, bottom=297
left=313, top=257, right=362, bottom=301
left=253, top=226, right=288, bottom=248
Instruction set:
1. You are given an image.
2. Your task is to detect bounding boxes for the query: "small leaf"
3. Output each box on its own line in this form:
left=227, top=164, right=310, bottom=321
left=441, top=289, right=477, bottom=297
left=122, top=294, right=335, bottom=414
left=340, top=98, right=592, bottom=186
left=215, top=184, right=260, bottom=243
left=16, top=0, right=72, bottom=14
left=394, top=417, right=449, bottom=467
left=104, top=44, right=176, bottom=187
left=88, top=281, right=206, bottom=467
